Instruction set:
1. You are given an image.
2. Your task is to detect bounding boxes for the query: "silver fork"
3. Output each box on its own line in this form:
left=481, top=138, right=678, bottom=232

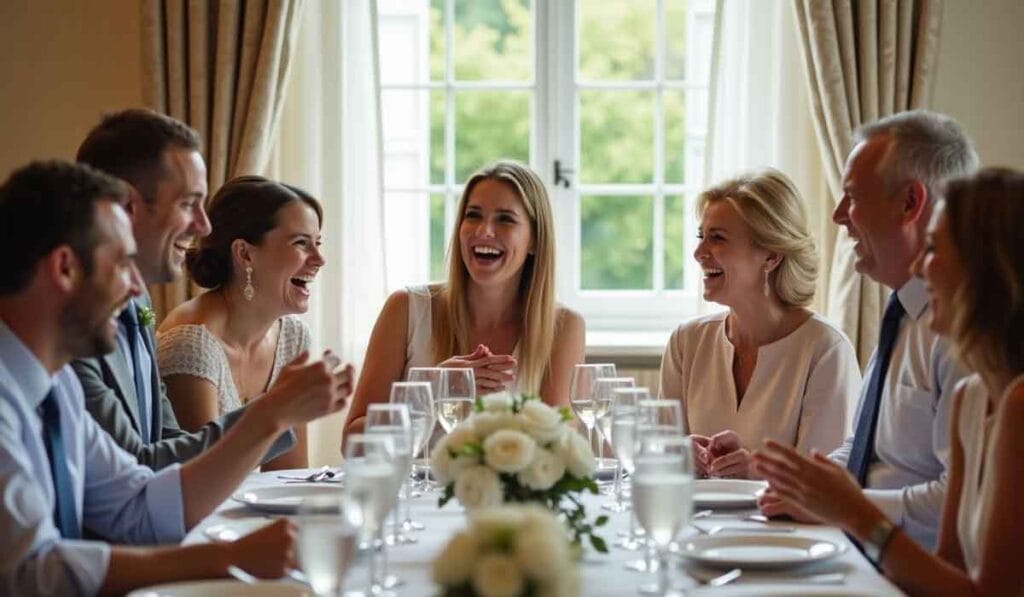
left=705, top=568, right=742, bottom=587
left=277, top=465, right=337, bottom=483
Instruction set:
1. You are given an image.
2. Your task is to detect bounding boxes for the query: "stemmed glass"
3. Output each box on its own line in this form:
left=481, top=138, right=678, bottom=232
left=569, top=363, right=616, bottom=461
left=608, top=387, right=646, bottom=523
left=389, top=381, right=433, bottom=532
left=364, top=402, right=414, bottom=584
left=407, top=367, right=443, bottom=488
left=342, top=434, right=400, bottom=596
left=632, top=434, right=694, bottom=596
left=594, top=376, right=635, bottom=503
left=436, top=368, right=475, bottom=433
left=296, top=494, right=361, bottom=596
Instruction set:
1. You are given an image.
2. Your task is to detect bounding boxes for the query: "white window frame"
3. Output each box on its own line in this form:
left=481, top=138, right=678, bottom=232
left=377, top=0, right=715, bottom=337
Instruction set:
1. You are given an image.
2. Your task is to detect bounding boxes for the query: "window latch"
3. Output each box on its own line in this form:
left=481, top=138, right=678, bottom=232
left=553, top=160, right=575, bottom=189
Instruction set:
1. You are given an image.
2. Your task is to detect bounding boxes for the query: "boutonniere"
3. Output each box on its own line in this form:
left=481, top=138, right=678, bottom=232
left=136, top=305, right=156, bottom=328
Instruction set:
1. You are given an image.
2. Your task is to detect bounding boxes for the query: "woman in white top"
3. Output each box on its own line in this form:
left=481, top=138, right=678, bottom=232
left=754, top=169, right=1024, bottom=593
left=344, top=161, right=585, bottom=437
left=158, top=176, right=353, bottom=471
left=659, top=169, right=860, bottom=478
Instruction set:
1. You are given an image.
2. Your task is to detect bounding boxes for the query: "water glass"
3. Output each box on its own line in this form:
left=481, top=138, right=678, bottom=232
left=390, top=381, right=433, bottom=530
left=342, top=434, right=399, bottom=596
left=297, top=494, right=361, bottom=596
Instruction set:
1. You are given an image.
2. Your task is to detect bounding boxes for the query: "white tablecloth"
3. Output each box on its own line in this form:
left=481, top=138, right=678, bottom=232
left=187, top=470, right=905, bottom=596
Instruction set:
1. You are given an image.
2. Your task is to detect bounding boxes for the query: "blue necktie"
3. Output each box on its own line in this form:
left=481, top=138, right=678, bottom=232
left=40, top=389, right=80, bottom=539
left=118, top=302, right=151, bottom=443
left=847, top=293, right=906, bottom=486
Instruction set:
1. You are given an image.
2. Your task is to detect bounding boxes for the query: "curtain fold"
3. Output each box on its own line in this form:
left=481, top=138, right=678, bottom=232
left=140, top=0, right=306, bottom=318
left=265, top=0, right=387, bottom=466
left=792, top=0, right=944, bottom=365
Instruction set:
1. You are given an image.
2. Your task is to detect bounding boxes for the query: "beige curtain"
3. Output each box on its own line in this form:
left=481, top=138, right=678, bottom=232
left=140, top=0, right=306, bottom=319
left=793, top=0, right=943, bottom=365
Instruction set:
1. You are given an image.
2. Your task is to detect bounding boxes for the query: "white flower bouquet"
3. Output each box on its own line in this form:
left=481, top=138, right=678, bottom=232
left=430, top=393, right=608, bottom=552
left=432, top=504, right=580, bottom=597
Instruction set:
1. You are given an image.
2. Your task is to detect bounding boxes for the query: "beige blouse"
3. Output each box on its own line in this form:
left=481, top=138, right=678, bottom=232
left=658, top=311, right=861, bottom=455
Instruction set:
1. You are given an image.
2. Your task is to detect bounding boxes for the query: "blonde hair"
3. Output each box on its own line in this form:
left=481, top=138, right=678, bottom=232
left=697, top=169, right=818, bottom=307
left=943, top=168, right=1024, bottom=376
left=432, top=161, right=556, bottom=395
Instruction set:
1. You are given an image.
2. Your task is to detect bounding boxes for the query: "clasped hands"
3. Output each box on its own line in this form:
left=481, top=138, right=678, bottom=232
left=439, top=344, right=516, bottom=394
left=692, top=429, right=754, bottom=479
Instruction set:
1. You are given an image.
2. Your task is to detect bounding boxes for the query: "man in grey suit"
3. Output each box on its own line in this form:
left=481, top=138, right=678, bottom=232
left=71, top=109, right=342, bottom=468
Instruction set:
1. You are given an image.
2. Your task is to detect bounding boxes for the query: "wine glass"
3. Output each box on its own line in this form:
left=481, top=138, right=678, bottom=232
left=569, top=363, right=616, bottom=461
left=342, top=434, right=399, bottom=596
left=407, top=367, right=443, bottom=487
left=593, top=376, right=635, bottom=503
left=436, top=368, right=475, bottom=433
left=296, top=494, right=361, bottom=596
left=608, top=387, right=647, bottom=525
left=632, top=434, right=694, bottom=596
left=389, top=381, right=433, bottom=531
left=364, top=403, right=414, bottom=590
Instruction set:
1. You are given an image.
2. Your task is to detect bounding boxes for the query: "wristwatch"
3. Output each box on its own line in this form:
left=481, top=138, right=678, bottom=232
left=863, top=517, right=897, bottom=565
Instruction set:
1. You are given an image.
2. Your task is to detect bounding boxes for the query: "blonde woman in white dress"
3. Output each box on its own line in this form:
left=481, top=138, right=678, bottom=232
left=659, top=169, right=861, bottom=478
left=754, top=169, right=1024, bottom=594
left=344, top=161, right=585, bottom=438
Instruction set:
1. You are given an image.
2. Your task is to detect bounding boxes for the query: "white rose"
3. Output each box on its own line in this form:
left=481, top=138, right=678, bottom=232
left=472, top=554, right=526, bottom=597
left=474, top=411, right=522, bottom=439
left=430, top=423, right=481, bottom=485
left=555, top=431, right=596, bottom=478
left=517, top=447, right=566, bottom=491
left=535, top=567, right=580, bottom=597
left=454, top=465, right=504, bottom=510
left=431, top=530, right=479, bottom=586
left=470, top=506, right=525, bottom=546
left=519, top=505, right=566, bottom=540
left=514, top=525, right=568, bottom=581
left=481, top=391, right=514, bottom=412
left=517, top=400, right=565, bottom=444
left=483, top=429, right=536, bottom=473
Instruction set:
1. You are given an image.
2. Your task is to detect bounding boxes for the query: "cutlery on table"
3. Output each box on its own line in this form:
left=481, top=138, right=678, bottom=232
left=276, top=466, right=337, bottom=483
left=693, top=524, right=796, bottom=535
left=703, top=568, right=742, bottom=587
left=228, top=565, right=313, bottom=587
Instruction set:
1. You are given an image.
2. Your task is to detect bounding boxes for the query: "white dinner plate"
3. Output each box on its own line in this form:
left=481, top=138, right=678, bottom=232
left=203, top=519, right=275, bottom=542
left=691, top=588, right=873, bottom=597
left=232, top=485, right=345, bottom=514
left=693, top=479, right=768, bottom=509
left=678, top=533, right=846, bottom=570
left=126, top=579, right=309, bottom=597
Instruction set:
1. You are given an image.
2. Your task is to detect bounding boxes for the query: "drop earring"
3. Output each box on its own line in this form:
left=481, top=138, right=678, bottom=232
left=763, top=267, right=771, bottom=297
left=243, top=266, right=255, bottom=301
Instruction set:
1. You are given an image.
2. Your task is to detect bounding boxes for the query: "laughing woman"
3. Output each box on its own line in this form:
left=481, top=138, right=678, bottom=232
left=158, top=176, right=336, bottom=470
left=754, top=169, right=1024, bottom=594
left=343, top=160, right=584, bottom=437
left=659, top=169, right=861, bottom=478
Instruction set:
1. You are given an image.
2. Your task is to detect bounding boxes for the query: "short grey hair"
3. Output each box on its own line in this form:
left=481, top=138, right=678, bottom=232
left=855, top=110, right=979, bottom=201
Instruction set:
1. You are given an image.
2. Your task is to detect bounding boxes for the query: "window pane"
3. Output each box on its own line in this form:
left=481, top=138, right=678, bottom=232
left=430, top=90, right=445, bottom=184
left=581, top=195, right=653, bottom=290
left=664, top=194, right=686, bottom=289
left=454, top=0, right=531, bottom=81
left=430, top=193, right=448, bottom=280
left=382, top=90, right=430, bottom=187
left=664, top=90, right=686, bottom=184
left=580, top=90, right=653, bottom=184
left=579, top=0, right=655, bottom=81
left=430, top=0, right=445, bottom=81
left=664, top=0, right=688, bottom=80
left=455, top=90, right=530, bottom=182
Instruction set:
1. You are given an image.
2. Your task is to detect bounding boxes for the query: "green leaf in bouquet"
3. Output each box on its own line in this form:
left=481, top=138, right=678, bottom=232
left=589, top=534, right=609, bottom=554
left=438, top=484, right=455, bottom=508
left=558, top=406, right=573, bottom=422
left=594, top=515, right=609, bottom=526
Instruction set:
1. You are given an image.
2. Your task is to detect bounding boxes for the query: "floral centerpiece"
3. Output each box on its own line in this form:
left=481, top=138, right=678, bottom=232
left=432, top=504, right=580, bottom=597
left=430, top=393, right=608, bottom=552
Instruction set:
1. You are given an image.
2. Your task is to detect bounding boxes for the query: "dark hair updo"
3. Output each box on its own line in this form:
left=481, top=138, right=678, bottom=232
left=186, top=175, right=323, bottom=288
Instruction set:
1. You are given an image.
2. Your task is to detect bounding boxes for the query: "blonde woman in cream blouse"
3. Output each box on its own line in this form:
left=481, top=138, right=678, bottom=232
left=659, top=169, right=861, bottom=479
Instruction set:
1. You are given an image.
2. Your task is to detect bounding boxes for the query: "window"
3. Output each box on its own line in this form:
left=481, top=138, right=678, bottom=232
left=378, top=0, right=715, bottom=335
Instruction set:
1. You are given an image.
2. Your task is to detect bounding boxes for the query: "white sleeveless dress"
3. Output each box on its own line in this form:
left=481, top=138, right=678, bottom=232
left=955, top=373, right=1024, bottom=577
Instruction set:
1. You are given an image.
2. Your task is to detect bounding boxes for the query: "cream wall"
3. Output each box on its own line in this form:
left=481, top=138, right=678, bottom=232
left=0, top=0, right=143, bottom=178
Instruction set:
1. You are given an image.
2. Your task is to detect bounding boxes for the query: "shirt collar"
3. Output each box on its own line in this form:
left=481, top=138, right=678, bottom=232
left=0, top=320, right=55, bottom=408
left=895, top=277, right=929, bottom=321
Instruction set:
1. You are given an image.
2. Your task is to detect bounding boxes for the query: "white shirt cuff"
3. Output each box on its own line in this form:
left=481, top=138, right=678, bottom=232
left=145, top=463, right=186, bottom=542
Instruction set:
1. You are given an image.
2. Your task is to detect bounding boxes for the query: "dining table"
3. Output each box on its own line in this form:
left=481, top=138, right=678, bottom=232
left=183, top=468, right=906, bottom=596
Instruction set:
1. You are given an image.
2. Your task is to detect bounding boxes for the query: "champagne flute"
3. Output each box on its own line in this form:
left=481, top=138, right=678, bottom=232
left=608, top=387, right=647, bottom=526
left=389, top=381, right=433, bottom=531
left=594, top=376, right=635, bottom=502
left=364, top=403, right=413, bottom=592
left=632, top=435, right=694, bottom=596
left=436, top=368, right=475, bottom=433
left=342, top=434, right=399, bottom=596
left=407, top=367, right=443, bottom=487
left=569, top=363, right=616, bottom=461
left=297, top=494, right=361, bottom=596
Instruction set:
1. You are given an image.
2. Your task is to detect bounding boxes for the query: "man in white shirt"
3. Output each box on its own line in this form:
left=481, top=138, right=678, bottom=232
left=757, top=110, right=978, bottom=550
left=0, top=161, right=349, bottom=595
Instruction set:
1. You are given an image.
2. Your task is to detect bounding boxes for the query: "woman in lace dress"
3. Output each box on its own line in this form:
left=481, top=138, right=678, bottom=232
left=754, top=169, right=1024, bottom=593
left=659, top=169, right=860, bottom=478
left=344, top=161, right=585, bottom=438
left=158, top=176, right=337, bottom=470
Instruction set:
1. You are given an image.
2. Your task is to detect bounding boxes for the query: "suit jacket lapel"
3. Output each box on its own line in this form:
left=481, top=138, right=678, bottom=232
left=137, top=292, right=162, bottom=439
left=102, top=346, right=143, bottom=433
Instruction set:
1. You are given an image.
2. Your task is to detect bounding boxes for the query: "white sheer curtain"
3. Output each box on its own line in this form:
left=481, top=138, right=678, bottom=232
left=267, top=0, right=386, bottom=466
left=705, top=0, right=834, bottom=315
